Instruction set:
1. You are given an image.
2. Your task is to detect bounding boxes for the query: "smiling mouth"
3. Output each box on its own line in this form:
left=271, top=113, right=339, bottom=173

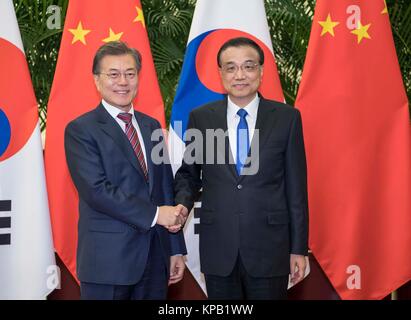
left=114, top=90, right=129, bottom=95
left=233, top=84, right=248, bottom=88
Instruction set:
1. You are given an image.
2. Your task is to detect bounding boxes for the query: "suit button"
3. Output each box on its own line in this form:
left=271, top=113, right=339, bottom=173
left=237, top=184, right=243, bottom=190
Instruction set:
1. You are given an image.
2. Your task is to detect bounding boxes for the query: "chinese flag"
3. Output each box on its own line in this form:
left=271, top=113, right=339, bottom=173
left=296, top=0, right=411, bottom=299
left=45, top=0, right=164, bottom=281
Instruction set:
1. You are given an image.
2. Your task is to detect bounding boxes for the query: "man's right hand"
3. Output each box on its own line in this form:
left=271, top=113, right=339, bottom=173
left=165, top=204, right=189, bottom=233
left=176, top=204, right=189, bottom=219
left=157, top=206, right=184, bottom=227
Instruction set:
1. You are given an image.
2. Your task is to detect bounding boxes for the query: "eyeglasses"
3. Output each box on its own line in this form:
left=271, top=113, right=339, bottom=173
left=221, top=62, right=260, bottom=74
left=98, top=70, right=137, bottom=81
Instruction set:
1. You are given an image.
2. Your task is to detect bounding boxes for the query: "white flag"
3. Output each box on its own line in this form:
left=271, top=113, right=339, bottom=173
left=168, top=0, right=308, bottom=295
left=0, top=0, right=57, bottom=299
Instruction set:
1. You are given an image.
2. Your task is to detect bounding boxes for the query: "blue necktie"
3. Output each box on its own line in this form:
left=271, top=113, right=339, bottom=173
left=236, top=109, right=249, bottom=175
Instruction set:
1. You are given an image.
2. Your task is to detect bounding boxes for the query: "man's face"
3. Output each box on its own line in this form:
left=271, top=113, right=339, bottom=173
left=219, top=45, right=263, bottom=107
left=94, top=54, right=138, bottom=111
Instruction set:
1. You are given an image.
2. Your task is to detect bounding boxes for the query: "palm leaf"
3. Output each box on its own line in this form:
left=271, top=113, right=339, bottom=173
left=14, top=0, right=68, bottom=130
left=388, top=0, right=411, bottom=102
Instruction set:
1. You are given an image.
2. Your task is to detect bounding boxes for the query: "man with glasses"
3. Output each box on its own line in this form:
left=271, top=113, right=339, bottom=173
left=174, top=37, right=308, bottom=299
left=64, top=41, right=187, bottom=299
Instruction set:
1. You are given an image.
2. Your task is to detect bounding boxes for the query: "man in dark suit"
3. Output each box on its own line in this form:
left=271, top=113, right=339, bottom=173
left=65, top=41, right=186, bottom=300
left=174, top=37, right=308, bottom=299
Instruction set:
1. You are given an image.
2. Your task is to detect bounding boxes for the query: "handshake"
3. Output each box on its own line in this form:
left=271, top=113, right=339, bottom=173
left=157, top=204, right=189, bottom=233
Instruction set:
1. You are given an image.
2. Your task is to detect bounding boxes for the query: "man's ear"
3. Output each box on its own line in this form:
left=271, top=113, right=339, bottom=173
left=93, top=74, right=101, bottom=92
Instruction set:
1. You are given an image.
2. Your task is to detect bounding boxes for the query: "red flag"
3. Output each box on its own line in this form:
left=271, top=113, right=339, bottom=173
left=45, top=0, right=164, bottom=281
left=296, top=0, right=411, bottom=299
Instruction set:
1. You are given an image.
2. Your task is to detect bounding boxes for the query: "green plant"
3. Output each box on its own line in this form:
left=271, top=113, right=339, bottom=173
left=14, top=0, right=68, bottom=130
left=265, top=0, right=314, bottom=105
left=388, top=0, right=411, bottom=102
left=142, top=0, right=195, bottom=123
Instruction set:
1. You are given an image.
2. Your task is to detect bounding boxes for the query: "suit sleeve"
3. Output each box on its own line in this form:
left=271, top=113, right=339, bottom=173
left=174, top=111, right=203, bottom=212
left=64, top=120, right=156, bottom=231
left=152, top=120, right=187, bottom=255
left=285, top=110, right=309, bottom=255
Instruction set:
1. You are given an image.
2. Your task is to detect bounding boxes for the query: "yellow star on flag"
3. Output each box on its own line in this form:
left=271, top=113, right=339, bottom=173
left=133, top=6, right=146, bottom=28
left=102, top=28, right=124, bottom=43
left=382, top=0, right=388, bottom=14
left=351, top=22, right=372, bottom=44
left=318, top=14, right=340, bottom=37
left=68, top=21, right=91, bottom=45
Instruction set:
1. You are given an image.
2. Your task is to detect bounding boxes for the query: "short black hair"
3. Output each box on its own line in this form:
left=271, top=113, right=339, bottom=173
left=217, top=37, right=264, bottom=67
left=92, top=41, right=142, bottom=74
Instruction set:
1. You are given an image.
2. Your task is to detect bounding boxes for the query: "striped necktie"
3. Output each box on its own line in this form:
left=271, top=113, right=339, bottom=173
left=117, top=112, right=148, bottom=181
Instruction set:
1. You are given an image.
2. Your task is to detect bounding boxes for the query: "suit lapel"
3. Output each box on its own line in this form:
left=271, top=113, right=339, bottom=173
left=96, top=104, right=147, bottom=182
left=251, top=97, right=277, bottom=154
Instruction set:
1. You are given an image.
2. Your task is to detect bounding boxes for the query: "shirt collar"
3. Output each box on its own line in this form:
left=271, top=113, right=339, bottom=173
left=227, top=94, right=259, bottom=120
left=101, top=100, right=134, bottom=119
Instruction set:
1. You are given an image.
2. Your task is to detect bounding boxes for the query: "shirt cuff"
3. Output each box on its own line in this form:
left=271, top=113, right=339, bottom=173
left=151, top=207, right=159, bottom=227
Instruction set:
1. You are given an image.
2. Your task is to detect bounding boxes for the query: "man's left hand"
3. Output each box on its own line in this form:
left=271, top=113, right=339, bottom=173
left=169, top=255, right=186, bottom=285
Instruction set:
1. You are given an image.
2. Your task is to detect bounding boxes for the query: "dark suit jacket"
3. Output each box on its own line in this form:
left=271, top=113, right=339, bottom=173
left=174, top=96, right=308, bottom=277
left=65, top=104, right=186, bottom=285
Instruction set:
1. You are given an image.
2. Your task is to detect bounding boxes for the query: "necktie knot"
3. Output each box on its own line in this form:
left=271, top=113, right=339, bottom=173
left=237, top=108, right=248, bottom=119
left=117, top=112, right=132, bottom=124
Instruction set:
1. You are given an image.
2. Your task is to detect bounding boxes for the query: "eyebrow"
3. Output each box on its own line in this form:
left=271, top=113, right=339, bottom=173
left=107, top=67, right=137, bottom=71
left=223, top=59, right=257, bottom=65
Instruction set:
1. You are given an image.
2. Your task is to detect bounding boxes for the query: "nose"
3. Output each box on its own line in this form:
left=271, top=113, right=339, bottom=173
left=117, top=73, right=129, bottom=85
left=234, top=67, right=246, bottom=79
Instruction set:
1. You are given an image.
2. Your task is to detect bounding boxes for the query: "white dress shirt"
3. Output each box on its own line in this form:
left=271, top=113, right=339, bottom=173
left=226, top=94, right=259, bottom=162
left=102, top=100, right=158, bottom=227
